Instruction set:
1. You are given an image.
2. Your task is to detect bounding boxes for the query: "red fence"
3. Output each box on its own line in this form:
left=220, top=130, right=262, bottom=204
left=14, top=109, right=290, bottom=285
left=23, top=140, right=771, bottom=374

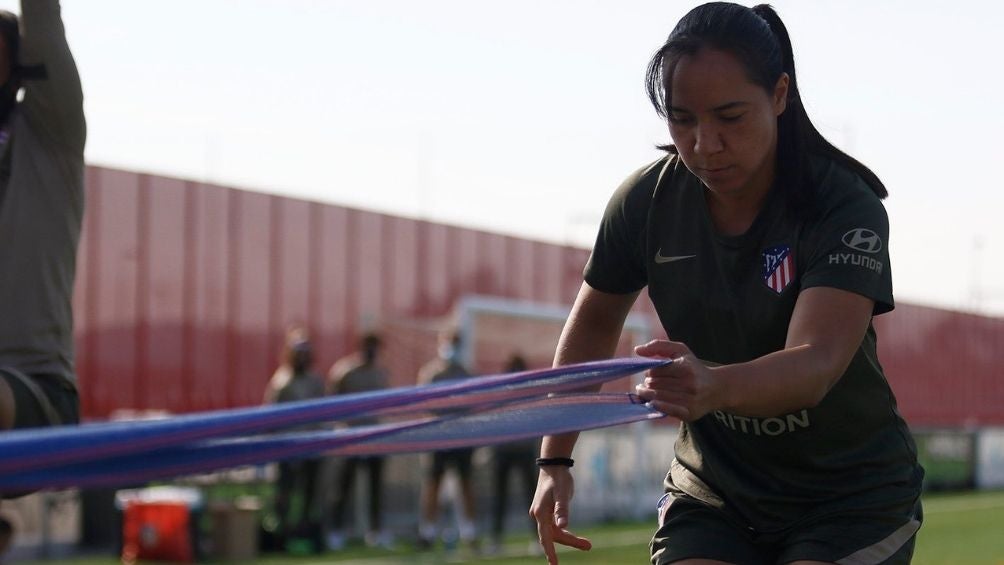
left=876, top=303, right=1004, bottom=427
left=72, top=166, right=1004, bottom=426
left=72, top=167, right=593, bottom=417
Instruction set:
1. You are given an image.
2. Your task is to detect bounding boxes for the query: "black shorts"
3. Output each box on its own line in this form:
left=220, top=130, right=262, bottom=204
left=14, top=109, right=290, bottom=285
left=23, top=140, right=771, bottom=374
left=1, top=370, right=78, bottom=499
left=427, top=448, right=474, bottom=480
left=650, top=491, right=922, bottom=565
left=0, top=370, right=79, bottom=429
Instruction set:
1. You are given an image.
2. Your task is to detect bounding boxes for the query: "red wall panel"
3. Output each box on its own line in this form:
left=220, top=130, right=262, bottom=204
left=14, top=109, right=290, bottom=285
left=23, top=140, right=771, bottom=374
left=139, top=176, right=189, bottom=411
left=350, top=210, right=385, bottom=330
left=73, top=168, right=100, bottom=413
left=563, top=247, right=590, bottom=302
left=477, top=232, right=507, bottom=297
left=421, top=222, right=451, bottom=316
left=876, top=304, right=1004, bottom=427
left=231, top=191, right=274, bottom=407
left=508, top=237, right=536, bottom=300
left=189, top=182, right=231, bottom=411
left=387, top=217, right=420, bottom=315
left=274, top=198, right=313, bottom=332
left=536, top=242, right=563, bottom=305
left=455, top=226, right=480, bottom=296
left=88, top=169, right=141, bottom=416
left=316, top=205, right=350, bottom=372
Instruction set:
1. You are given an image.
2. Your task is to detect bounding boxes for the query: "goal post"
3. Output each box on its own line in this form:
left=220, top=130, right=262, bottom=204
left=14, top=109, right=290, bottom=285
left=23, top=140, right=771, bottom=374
left=454, top=294, right=652, bottom=377
left=454, top=294, right=665, bottom=521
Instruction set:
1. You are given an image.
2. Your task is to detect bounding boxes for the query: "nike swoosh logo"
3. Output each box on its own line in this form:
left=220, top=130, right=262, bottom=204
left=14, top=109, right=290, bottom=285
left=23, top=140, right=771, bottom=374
left=654, top=250, right=696, bottom=264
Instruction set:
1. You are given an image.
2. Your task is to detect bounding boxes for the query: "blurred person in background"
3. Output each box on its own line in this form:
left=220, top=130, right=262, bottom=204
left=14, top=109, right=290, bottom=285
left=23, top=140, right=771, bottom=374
left=265, top=326, right=325, bottom=550
left=326, top=332, right=391, bottom=550
left=530, top=3, right=923, bottom=564
left=416, top=330, right=480, bottom=551
left=0, top=0, right=85, bottom=555
left=488, top=353, right=541, bottom=556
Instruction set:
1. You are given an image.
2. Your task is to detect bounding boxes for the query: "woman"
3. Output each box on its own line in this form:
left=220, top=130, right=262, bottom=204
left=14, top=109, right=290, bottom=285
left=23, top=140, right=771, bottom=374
left=529, top=3, right=923, bottom=564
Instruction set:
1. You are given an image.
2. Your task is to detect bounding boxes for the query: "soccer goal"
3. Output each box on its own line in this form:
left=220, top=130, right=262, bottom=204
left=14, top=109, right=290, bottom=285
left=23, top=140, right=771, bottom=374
left=454, top=295, right=670, bottom=522
left=454, top=294, right=653, bottom=378
left=377, top=294, right=671, bottom=523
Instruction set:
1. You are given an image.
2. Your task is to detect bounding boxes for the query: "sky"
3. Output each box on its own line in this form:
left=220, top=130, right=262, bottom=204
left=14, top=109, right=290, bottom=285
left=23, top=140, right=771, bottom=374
left=6, top=0, right=1003, bottom=315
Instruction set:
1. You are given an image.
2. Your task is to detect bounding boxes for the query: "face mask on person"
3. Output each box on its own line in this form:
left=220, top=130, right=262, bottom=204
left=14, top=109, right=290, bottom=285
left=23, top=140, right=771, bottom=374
left=438, top=343, right=459, bottom=363
left=289, top=340, right=312, bottom=373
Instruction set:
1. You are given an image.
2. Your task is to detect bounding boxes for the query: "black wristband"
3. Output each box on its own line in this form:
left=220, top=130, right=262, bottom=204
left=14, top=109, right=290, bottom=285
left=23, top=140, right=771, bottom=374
left=535, top=457, right=574, bottom=468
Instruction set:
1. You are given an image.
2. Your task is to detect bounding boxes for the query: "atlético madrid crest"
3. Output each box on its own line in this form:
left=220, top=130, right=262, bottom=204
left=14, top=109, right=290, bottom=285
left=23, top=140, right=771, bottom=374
left=762, top=245, right=795, bottom=294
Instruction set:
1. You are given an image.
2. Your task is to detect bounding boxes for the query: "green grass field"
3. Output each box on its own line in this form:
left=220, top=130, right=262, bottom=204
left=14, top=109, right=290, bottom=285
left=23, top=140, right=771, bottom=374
left=47, top=489, right=1004, bottom=564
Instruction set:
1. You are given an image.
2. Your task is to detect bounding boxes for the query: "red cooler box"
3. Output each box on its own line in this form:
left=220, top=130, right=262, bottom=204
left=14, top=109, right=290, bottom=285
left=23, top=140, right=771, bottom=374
left=117, top=487, right=203, bottom=563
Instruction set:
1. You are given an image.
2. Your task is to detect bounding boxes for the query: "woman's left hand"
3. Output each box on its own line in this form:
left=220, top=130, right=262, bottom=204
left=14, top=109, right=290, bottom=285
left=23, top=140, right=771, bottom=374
left=634, top=340, right=720, bottom=421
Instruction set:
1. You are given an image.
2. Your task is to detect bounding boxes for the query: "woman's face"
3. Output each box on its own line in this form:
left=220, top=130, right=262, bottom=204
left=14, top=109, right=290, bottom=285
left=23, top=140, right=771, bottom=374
left=666, top=47, right=787, bottom=200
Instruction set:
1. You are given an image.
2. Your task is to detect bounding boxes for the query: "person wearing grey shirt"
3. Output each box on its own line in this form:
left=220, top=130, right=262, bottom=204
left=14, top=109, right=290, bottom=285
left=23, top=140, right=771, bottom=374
left=326, top=332, right=391, bottom=550
left=416, top=331, right=479, bottom=551
left=0, top=0, right=85, bottom=554
left=268, top=328, right=326, bottom=548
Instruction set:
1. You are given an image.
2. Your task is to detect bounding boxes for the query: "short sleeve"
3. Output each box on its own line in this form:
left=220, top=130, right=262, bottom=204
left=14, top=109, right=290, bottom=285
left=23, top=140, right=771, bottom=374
left=583, top=159, right=664, bottom=294
left=800, top=173, right=894, bottom=315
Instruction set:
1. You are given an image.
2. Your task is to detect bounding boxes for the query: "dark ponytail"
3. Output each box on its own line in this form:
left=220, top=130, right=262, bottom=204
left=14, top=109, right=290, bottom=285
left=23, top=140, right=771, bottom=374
left=646, top=2, right=887, bottom=214
left=752, top=4, right=887, bottom=203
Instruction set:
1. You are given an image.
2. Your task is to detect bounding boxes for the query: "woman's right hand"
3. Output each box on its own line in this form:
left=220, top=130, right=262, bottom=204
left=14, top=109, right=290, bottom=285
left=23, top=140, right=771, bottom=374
left=529, top=465, right=592, bottom=564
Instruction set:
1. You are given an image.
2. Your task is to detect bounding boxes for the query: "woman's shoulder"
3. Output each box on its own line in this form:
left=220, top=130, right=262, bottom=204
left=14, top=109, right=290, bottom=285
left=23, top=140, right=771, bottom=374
left=621, top=154, right=670, bottom=190
left=801, top=155, right=890, bottom=251
left=611, top=153, right=689, bottom=208
left=810, top=154, right=887, bottom=216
